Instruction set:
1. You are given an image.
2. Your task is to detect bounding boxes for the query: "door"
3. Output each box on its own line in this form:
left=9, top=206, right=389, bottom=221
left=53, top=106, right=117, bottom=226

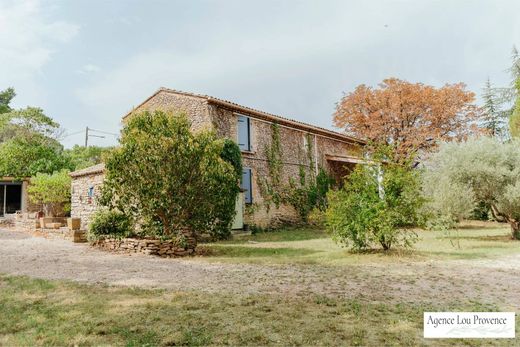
left=231, top=192, right=244, bottom=230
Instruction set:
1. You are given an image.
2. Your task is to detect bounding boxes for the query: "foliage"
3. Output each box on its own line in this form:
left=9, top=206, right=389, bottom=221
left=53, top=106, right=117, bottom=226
left=482, top=47, right=520, bottom=139
left=64, top=145, right=112, bottom=170
left=100, top=111, right=240, bottom=241
left=326, top=161, right=423, bottom=251
left=27, top=170, right=71, bottom=216
left=220, top=138, right=242, bottom=177
left=510, top=78, right=520, bottom=138
left=0, top=136, right=69, bottom=178
left=0, top=88, right=69, bottom=177
left=482, top=78, right=509, bottom=139
left=284, top=168, right=334, bottom=222
left=307, top=207, right=326, bottom=227
left=0, top=87, right=15, bottom=114
left=257, top=124, right=333, bottom=222
left=422, top=137, right=520, bottom=239
left=258, top=123, right=284, bottom=209
left=334, top=78, right=481, bottom=162
left=88, top=210, right=132, bottom=240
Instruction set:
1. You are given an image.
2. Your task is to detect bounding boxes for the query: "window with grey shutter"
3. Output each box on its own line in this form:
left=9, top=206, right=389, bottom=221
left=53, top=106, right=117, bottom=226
left=237, top=115, right=251, bottom=151
left=241, top=168, right=252, bottom=204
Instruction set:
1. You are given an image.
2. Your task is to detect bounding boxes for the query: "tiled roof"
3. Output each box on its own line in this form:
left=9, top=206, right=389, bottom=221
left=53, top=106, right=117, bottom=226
left=69, top=163, right=105, bottom=178
left=123, top=87, right=366, bottom=145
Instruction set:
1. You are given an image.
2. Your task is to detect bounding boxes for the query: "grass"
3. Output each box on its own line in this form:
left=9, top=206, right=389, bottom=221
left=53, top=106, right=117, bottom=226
left=1, top=274, right=517, bottom=346
left=2, top=221, right=519, bottom=345
left=197, top=221, right=520, bottom=265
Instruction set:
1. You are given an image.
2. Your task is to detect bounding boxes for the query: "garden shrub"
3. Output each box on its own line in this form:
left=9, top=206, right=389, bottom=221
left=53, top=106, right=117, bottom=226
left=326, top=162, right=423, bottom=251
left=100, top=111, right=240, bottom=242
left=27, top=170, right=71, bottom=216
left=284, top=168, right=334, bottom=223
left=88, top=210, right=132, bottom=240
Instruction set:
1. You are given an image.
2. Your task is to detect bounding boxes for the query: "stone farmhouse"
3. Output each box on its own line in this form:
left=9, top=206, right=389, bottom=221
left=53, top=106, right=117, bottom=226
left=70, top=88, right=366, bottom=229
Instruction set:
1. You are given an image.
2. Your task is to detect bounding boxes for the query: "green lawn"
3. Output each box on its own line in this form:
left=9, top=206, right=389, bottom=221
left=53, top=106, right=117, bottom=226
left=200, top=221, right=520, bottom=265
left=0, top=275, right=515, bottom=346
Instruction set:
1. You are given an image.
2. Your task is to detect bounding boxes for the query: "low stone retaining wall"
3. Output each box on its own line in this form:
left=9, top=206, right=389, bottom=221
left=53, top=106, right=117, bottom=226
left=92, top=238, right=195, bottom=257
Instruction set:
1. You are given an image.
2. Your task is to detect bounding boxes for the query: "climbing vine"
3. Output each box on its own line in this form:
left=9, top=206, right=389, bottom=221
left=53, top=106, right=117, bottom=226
left=255, top=124, right=335, bottom=223
left=258, top=123, right=284, bottom=210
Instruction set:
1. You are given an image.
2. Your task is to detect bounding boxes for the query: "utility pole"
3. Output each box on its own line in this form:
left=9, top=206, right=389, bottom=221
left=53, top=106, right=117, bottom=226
left=84, top=126, right=107, bottom=147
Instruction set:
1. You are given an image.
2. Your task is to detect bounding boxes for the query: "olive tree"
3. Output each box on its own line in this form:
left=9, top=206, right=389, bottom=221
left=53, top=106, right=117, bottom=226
left=422, top=137, right=520, bottom=239
left=100, top=111, right=241, bottom=242
left=326, top=162, right=423, bottom=251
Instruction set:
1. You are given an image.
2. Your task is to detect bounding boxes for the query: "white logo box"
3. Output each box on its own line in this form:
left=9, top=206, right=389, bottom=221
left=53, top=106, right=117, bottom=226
left=424, top=312, right=516, bottom=338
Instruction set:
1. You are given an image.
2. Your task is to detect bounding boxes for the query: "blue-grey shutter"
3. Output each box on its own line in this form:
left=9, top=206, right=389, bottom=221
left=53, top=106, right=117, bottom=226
left=237, top=115, right=250, bottom=151
left=241, top=168, right=252, bottom=204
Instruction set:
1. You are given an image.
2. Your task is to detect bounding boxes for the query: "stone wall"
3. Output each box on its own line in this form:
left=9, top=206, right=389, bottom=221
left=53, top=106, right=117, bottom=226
left=92, top=237, right=196, bottom=257
left=70, top=171, right=105, bottom=230
left=127, top=90, right=213, bottom=132
left=209, top=104, right=363, bottom=227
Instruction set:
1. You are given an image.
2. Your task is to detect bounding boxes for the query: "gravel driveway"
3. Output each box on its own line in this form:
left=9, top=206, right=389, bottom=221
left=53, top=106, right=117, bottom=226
left=1, top=228, right=520, bottom=308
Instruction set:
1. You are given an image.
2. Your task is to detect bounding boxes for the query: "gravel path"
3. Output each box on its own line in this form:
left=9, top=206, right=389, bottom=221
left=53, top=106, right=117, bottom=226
left=1, top=228, right=520, bottom=307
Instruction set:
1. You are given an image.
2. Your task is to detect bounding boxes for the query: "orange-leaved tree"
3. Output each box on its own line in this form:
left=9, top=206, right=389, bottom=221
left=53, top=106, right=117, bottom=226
left=334, top=78, right=482, bottom=162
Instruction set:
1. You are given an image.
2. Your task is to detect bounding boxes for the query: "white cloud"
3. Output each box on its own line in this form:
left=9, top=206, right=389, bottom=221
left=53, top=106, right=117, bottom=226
left=77, top=64, right=101, bottom=75
left=0, top=0, right=79, bottom=84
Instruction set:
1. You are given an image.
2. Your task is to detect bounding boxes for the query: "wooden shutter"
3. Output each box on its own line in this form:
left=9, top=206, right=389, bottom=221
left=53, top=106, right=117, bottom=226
left=237, top=115, right=250, bottom=151
left=241, top=168, right=252, bottom=204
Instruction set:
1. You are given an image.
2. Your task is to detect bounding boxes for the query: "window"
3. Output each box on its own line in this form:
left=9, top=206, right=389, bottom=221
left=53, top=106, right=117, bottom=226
left=241, top=168, right=252, bottom=204
left=237, top=115, right=251, bottom=151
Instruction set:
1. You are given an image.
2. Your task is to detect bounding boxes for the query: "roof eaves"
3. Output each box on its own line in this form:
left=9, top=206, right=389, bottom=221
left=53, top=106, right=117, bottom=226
left=205, top=96, right=366, bottom=145
left=122, top=87, right=366, bottom=145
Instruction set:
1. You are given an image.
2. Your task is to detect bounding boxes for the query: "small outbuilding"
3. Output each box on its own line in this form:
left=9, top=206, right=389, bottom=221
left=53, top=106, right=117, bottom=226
left=70, top=164, right=105, bottom=230
left=0, top=177, right=33, bottom=217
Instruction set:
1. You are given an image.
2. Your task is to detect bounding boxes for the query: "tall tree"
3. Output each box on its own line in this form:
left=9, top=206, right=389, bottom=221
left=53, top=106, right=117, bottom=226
left=334, top=78, right=481, bottom=162
left=0, top=88, right=16, bottom=114
left=485, top=47, right=520, bottom=138
left=64, top=145, right=113, bottom=170
left=482, top=78, right=508, bottom=138
left=511, top=79, right=520, bottom=138
left=0, top=87, right=69, bottom=177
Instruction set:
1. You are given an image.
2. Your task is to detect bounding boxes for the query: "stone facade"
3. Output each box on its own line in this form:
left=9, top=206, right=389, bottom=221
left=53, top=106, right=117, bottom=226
left=120, top=88, right=365, bottom=227
left=70, top=164, right=105, bottom=230
left=71, top=88, right=365, bottom=229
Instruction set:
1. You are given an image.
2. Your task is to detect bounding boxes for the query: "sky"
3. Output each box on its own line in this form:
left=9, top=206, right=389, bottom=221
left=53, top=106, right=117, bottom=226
left=1, top=0, right=520, bottom=148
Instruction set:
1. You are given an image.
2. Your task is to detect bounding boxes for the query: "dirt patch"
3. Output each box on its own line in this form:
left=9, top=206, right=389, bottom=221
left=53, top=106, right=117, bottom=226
left=1, top=228, right=519, bottom=308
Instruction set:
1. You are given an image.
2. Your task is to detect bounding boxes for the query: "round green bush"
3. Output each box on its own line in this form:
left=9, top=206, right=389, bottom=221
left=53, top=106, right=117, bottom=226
left=88, top=210, right=132, bottom=239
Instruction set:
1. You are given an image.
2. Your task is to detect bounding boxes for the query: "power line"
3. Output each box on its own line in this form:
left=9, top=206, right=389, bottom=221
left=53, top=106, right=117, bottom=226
left=61, top=127, right=119, bottom=146
left=61, top=129, right=85, bottom=139
left=88, top=128, right=119, bottom=136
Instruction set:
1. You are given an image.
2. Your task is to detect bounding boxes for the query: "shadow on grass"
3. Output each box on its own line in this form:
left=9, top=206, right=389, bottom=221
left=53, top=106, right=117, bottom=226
left=457, top=222, right=508, bottom=230
left=226, top=228, right=328, bottom=244
left=344, top=248, right=417, bottom=257
left=449, top=234, right=514, bottom=242
left=205, top=245, right=319, bottom=258
left=415, top=250, right=488, bottom=260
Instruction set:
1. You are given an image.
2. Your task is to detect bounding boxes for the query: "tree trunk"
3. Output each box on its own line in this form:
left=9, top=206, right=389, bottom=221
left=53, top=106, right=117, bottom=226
left=490, top=204, right=506, bottom=223
left=510, top=220, right=520, bottom=240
